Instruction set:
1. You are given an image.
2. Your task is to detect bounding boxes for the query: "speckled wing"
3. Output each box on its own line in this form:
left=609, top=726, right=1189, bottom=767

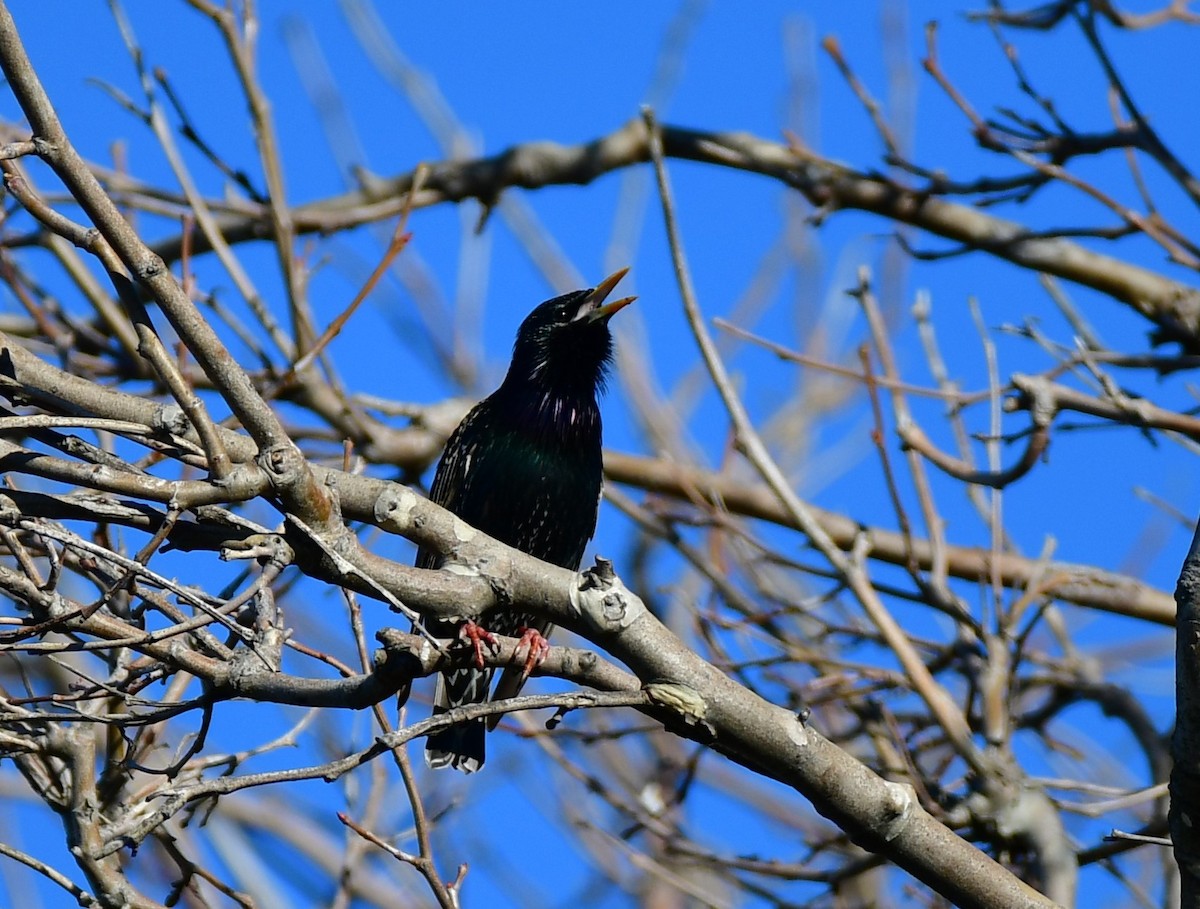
left=420, top=404, right=494, bottom=773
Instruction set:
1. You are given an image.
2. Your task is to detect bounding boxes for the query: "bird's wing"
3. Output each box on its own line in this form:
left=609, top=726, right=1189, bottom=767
left=415, top=408, right=482, bottom=571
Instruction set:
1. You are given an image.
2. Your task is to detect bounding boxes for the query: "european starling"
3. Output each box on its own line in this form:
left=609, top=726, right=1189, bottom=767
left=420, top=268, right=634, bottom=773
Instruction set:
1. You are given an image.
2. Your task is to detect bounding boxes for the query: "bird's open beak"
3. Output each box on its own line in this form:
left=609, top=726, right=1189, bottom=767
left=584, top=267, right=636, bottom=321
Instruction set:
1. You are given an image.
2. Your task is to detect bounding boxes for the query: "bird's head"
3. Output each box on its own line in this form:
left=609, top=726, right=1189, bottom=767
left=505, top=268, right=635, bottom=396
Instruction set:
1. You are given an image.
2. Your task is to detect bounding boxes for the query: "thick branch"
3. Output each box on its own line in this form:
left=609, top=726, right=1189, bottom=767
left=0, top=331, right=1174, bottom=624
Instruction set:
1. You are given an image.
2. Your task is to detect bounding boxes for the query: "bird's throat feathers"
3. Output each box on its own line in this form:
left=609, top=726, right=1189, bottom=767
left=506, top=309, right=615, bottom=401
left=492, top=381, right=603, bottom=449
left=495, top=327, right=611, bottom=446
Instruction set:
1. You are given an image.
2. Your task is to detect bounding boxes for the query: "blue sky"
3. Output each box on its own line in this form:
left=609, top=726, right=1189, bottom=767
left=1, top=2, right=1195, bottom=906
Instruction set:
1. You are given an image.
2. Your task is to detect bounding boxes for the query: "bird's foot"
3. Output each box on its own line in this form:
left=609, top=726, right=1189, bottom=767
left=459, top=620, right=499, bottom=670
left=513, top=627, right=551, bottom=682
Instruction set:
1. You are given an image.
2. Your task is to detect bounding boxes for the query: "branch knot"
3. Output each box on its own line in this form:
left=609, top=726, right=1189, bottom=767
left=569, top=556, right=644, bottom=634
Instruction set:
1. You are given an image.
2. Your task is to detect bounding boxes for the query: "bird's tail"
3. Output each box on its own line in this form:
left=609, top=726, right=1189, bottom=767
left=425, top=666, right=492, bottom=773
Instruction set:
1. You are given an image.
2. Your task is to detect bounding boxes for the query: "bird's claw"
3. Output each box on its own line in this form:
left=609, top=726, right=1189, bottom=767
left=513, top=627, right=551, bottom=682
left=459, top=620, right=499, bottom=670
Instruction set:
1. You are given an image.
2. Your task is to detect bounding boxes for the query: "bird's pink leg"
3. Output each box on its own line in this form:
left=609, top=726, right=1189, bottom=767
left=513, top=628, right=551, bottom=682
left=459, top=620, right=499, bottom=670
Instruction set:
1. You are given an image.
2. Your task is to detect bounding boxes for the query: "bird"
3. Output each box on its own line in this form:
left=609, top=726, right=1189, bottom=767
left=418, top=268, right=634, bottom=773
